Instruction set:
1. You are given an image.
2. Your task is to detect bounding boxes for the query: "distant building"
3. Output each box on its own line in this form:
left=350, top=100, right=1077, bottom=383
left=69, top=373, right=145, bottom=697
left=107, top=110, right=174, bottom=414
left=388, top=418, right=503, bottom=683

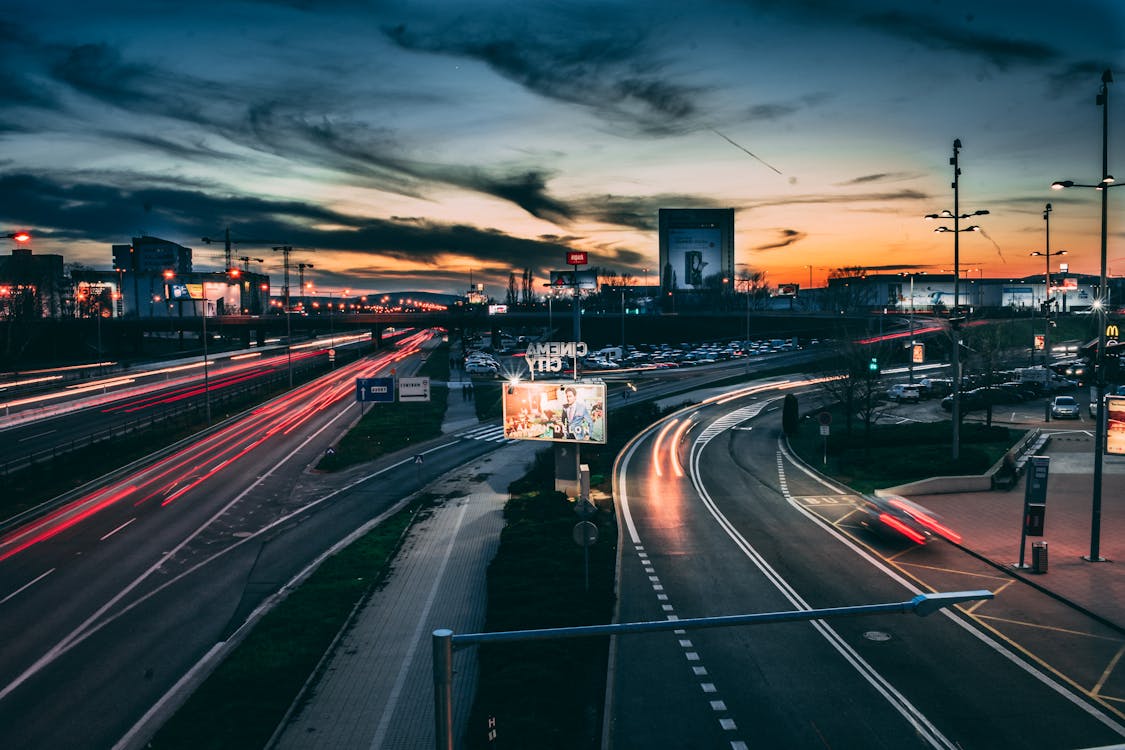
left=658, top=208, right=735, bottom=293
left=112, top=236, right=193, bottom=275
left=0, top=247, right=68, bottom=319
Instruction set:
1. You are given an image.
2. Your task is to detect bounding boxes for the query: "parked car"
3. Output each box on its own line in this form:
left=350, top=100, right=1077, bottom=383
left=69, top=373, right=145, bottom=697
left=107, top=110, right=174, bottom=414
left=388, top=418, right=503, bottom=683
left=1050, top=395, right=1081, bottom=419
left=918, top=378, right=953, bottom=398
left=887, top=384, right=921, bottom=403
left=855, top=493, right=962, bottom=546
left=464, top=361, right=500, bottom=376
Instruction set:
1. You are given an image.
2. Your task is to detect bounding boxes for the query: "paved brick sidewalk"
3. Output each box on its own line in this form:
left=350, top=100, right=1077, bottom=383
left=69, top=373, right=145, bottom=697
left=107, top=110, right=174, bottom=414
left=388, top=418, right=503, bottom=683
left=270, top=441, right=539, bottom=750
left=912, top=432, right=1125, bottom=631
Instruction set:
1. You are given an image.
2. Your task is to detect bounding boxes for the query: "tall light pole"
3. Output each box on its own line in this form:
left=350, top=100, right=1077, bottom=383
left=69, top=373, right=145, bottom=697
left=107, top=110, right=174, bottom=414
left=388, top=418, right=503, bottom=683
left=925, top=139, right=989, bottom=462
left=1051, top=68, right=1116, bottom=563
left=273, top=245, right=294, bottom=387
left=900, top=272, right=925, bottom=384
left=1030, top=206, right=1066, bottom=366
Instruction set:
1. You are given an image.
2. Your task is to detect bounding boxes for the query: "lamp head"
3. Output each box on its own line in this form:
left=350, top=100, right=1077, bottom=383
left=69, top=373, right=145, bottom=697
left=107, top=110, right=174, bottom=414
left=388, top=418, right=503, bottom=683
left=1051, top=181, right=1074, bottom=190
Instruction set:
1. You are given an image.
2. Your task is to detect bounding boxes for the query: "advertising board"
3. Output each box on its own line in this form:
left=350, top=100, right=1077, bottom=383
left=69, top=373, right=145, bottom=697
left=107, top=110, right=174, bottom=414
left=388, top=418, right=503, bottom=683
left=502, top=381, right=606, bottom=444
left=1107, top=396, right=1125, bottom=456
left=548, top=270, right=598, bottom=290
left=658, top=208, right=734, bottom=292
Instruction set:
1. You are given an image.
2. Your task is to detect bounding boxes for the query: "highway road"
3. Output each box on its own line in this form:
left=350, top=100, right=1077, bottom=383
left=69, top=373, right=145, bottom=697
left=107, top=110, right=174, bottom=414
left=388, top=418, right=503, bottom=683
left=0, top=333, right=375, bottom=473
left=0, top=331, right=505, bottom=750
left=608, top=380, right=1125, bottom=749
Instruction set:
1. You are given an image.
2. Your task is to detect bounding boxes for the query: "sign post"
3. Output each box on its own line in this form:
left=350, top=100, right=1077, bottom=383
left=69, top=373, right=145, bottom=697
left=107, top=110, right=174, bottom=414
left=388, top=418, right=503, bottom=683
left=818, top=411, right=832, bottom=465
left=1016, top=455, right=1049, bottom=570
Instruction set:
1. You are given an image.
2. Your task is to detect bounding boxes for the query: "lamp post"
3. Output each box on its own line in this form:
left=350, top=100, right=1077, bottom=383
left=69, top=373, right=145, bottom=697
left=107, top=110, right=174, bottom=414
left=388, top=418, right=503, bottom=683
left=900, top=272, right=926, bottom=384
left=925, top=139, right=989, bottom=462
left=1051, top=68, right=1117, bottom=563
left=1030, top=210, right=1066, bottom=366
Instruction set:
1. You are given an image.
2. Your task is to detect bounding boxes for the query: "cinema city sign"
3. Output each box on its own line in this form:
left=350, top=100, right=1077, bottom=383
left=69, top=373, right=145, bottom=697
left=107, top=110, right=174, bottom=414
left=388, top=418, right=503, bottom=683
left=526, top=340, right=588, bottom=373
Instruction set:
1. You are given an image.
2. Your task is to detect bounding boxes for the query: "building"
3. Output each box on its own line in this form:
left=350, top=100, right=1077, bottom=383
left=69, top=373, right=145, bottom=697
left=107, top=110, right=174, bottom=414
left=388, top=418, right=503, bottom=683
left=0, top=246, right=69, bottom=320
left=658, top=208, right=735, bottom=294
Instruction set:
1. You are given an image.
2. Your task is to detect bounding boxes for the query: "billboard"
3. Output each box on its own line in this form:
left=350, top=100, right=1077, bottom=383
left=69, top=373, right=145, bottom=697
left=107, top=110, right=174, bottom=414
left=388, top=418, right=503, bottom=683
left=658, top=208, right=734, bottom=292
left=502, top=381, right=606, bottom=444
left=549, top=270, right=598, bottom=290
left=1107, top=396, right=1125, bottom=456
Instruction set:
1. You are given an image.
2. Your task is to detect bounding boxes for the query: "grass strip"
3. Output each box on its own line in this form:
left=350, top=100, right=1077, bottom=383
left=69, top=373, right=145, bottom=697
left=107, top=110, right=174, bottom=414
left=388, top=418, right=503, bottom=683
left=787, top=403, right=1022, bottom=493
left=315, top=345, right=451, bottom=472
left=145, top=496, right=425, bottom=750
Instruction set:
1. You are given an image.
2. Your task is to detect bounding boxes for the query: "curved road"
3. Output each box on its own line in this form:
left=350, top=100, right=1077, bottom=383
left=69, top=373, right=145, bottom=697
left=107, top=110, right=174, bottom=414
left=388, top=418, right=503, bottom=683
left=609, top=381, right=1125, bottom=749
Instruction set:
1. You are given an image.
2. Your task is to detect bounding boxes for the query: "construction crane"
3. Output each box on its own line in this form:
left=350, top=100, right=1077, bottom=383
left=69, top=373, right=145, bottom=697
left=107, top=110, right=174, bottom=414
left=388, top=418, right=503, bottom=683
left=239, top=256, right=265, bottom=272
left=201, top=227, right=282, bottom=275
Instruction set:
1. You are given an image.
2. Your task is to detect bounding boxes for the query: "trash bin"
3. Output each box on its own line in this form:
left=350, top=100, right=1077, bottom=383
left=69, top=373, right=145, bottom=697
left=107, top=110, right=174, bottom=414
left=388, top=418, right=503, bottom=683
left=1031, top=541, right=1048, bottom=573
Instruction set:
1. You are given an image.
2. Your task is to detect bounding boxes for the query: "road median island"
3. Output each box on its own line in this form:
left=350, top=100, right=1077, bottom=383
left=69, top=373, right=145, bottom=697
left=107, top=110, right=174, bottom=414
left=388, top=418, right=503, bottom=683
left=788, top=402, right=1025, bottom=494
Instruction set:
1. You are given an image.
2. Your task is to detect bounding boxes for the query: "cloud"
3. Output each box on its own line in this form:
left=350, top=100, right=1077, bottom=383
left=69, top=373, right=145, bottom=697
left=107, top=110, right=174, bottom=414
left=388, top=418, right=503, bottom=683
left=0, top=170, right=648, bottom=291
left=382, top=16, right=707, bottom=135
left=754, top=228, right=806, bottom=251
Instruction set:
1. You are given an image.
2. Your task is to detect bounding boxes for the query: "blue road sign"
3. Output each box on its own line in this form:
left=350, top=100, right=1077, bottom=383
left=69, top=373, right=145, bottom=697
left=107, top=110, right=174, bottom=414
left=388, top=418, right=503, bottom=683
left=356, top=377, right=395, bottom=403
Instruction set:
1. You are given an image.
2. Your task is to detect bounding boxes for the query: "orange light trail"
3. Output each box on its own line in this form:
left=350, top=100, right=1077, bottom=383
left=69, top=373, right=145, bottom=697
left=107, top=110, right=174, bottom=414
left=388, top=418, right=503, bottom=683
left=651, top=419, right=679, bottom=478
left=668, top=418, right=694, bottom=478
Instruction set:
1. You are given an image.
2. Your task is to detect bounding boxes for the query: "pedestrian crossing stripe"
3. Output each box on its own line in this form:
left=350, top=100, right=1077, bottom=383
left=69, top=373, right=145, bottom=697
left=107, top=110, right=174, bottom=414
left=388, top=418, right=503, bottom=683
left=456, top=425, right=512, bottom=443
left=792, top=495, right=855, bottom=505
left=696, top=403, right=769, bottom=446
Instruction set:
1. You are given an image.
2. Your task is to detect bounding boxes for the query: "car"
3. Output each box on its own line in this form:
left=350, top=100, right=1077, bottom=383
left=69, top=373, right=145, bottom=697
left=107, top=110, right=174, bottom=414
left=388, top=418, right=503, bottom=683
left=1050, top=395, right=1081, bottom=419
left=464, top=361, right=500, bottom=376
left=918, top=377, right=953, bottom=399
left=887, top=384, right=921, bottom=403
left=855, top=493, right=962, bottom=546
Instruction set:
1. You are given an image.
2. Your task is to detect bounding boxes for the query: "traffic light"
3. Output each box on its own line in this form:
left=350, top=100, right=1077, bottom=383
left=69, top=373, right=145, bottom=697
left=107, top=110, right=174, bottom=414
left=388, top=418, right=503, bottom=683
left=868, top=356, right=880, bottom=376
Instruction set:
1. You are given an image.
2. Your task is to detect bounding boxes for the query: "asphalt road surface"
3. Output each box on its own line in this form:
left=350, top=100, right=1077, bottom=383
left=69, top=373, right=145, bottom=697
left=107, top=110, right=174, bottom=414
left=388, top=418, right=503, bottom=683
left=608, top=381, right=1125, bottom=749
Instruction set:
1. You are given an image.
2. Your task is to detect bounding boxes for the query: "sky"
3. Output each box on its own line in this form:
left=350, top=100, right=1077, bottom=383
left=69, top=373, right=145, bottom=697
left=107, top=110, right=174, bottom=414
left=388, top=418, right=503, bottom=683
left=2, top=0, right=1123, bottom=298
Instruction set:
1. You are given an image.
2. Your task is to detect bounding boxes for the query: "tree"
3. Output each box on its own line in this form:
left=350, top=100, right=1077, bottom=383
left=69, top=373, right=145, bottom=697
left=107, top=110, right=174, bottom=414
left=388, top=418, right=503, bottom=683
left=814, top=333, right=887, bottom=440
left=782, top=393, right=799, bottom=437
left=506, top=272, right=518, bottom=307
left=825, top=266, right=873, bottom=314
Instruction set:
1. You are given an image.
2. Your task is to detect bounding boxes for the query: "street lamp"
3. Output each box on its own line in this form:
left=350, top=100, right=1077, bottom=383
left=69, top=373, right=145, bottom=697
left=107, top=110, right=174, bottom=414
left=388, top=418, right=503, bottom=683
left=1030, top=205, right=1066, bottom=366
left=1050, top=68, right=1117, bottom=563
left=899, top=272, right=926, bottom=384
left=925, top=139, right=989, bottom=462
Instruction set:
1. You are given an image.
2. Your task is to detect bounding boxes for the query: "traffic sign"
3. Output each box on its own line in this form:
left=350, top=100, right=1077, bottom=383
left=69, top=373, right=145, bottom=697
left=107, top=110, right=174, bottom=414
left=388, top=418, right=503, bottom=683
left=399, top=376, right=431, bottom=402
left=818, top=411, right=832, bottom=426
left=356, top=377, right=394, bottom=403
left=573, top=520, right=598, bottom=547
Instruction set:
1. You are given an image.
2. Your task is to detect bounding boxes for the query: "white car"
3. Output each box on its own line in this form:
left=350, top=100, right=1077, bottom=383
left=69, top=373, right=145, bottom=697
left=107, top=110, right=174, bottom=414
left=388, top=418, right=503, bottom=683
left=1050, top=395, right=1081, bottom=419
left=887, top=384, right=921, bottom=403
left=464, top=361, right=500, bottom=376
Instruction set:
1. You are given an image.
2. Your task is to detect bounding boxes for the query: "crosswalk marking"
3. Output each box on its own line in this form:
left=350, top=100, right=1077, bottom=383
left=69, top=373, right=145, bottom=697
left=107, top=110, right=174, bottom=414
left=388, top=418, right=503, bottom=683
left=456, top=425, right=513, bottom=443
left=696, top=403, right=768, bottom=445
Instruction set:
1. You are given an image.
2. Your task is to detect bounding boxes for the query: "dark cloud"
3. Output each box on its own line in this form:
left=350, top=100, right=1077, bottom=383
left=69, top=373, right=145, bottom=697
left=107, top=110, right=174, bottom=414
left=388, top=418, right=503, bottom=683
left=383, top=18, right=707, bottom=135
left=838, top=172, right=917, bottom=186
left=755, top=228, right=806, bottom=251
left=860, top=10, right=1055, bottom=69
left=0, top=170, right=647, bottom=291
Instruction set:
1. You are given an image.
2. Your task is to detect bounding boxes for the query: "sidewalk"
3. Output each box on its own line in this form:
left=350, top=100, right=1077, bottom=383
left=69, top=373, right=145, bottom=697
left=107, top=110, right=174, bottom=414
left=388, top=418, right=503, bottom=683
left=271, top=439, right=540, bottom=749
left=912, top=432, right=1125, bottom=632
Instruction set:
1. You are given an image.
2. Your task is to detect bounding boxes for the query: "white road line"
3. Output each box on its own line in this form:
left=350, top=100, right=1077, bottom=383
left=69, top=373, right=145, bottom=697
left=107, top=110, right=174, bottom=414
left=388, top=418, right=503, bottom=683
left=689, top=406, right=959, bottom=749
left=777, top=438, right=1125, bottom=737
left=1, top=568, right=55, bottom=604
left=100, top=518, right=137, bottom=541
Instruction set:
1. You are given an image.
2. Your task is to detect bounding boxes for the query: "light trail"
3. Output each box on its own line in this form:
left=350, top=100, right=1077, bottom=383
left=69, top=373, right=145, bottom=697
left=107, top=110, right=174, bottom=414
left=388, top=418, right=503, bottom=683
left=0, top=332, right=434, bottom=562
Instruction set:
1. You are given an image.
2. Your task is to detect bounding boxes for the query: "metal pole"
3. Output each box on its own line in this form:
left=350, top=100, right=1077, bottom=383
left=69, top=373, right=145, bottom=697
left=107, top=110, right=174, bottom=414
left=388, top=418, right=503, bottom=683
left=951, top=139, right=962, bottom=462
left=1043, top=203, right=1052, bottom=366
left=202, top=291, right=211, bottom=425
left=432, top=629, right=454, bottom=750
left=1089, top=69, right=1112, bottom=563
left=908, top=274, right=915, bottom=385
